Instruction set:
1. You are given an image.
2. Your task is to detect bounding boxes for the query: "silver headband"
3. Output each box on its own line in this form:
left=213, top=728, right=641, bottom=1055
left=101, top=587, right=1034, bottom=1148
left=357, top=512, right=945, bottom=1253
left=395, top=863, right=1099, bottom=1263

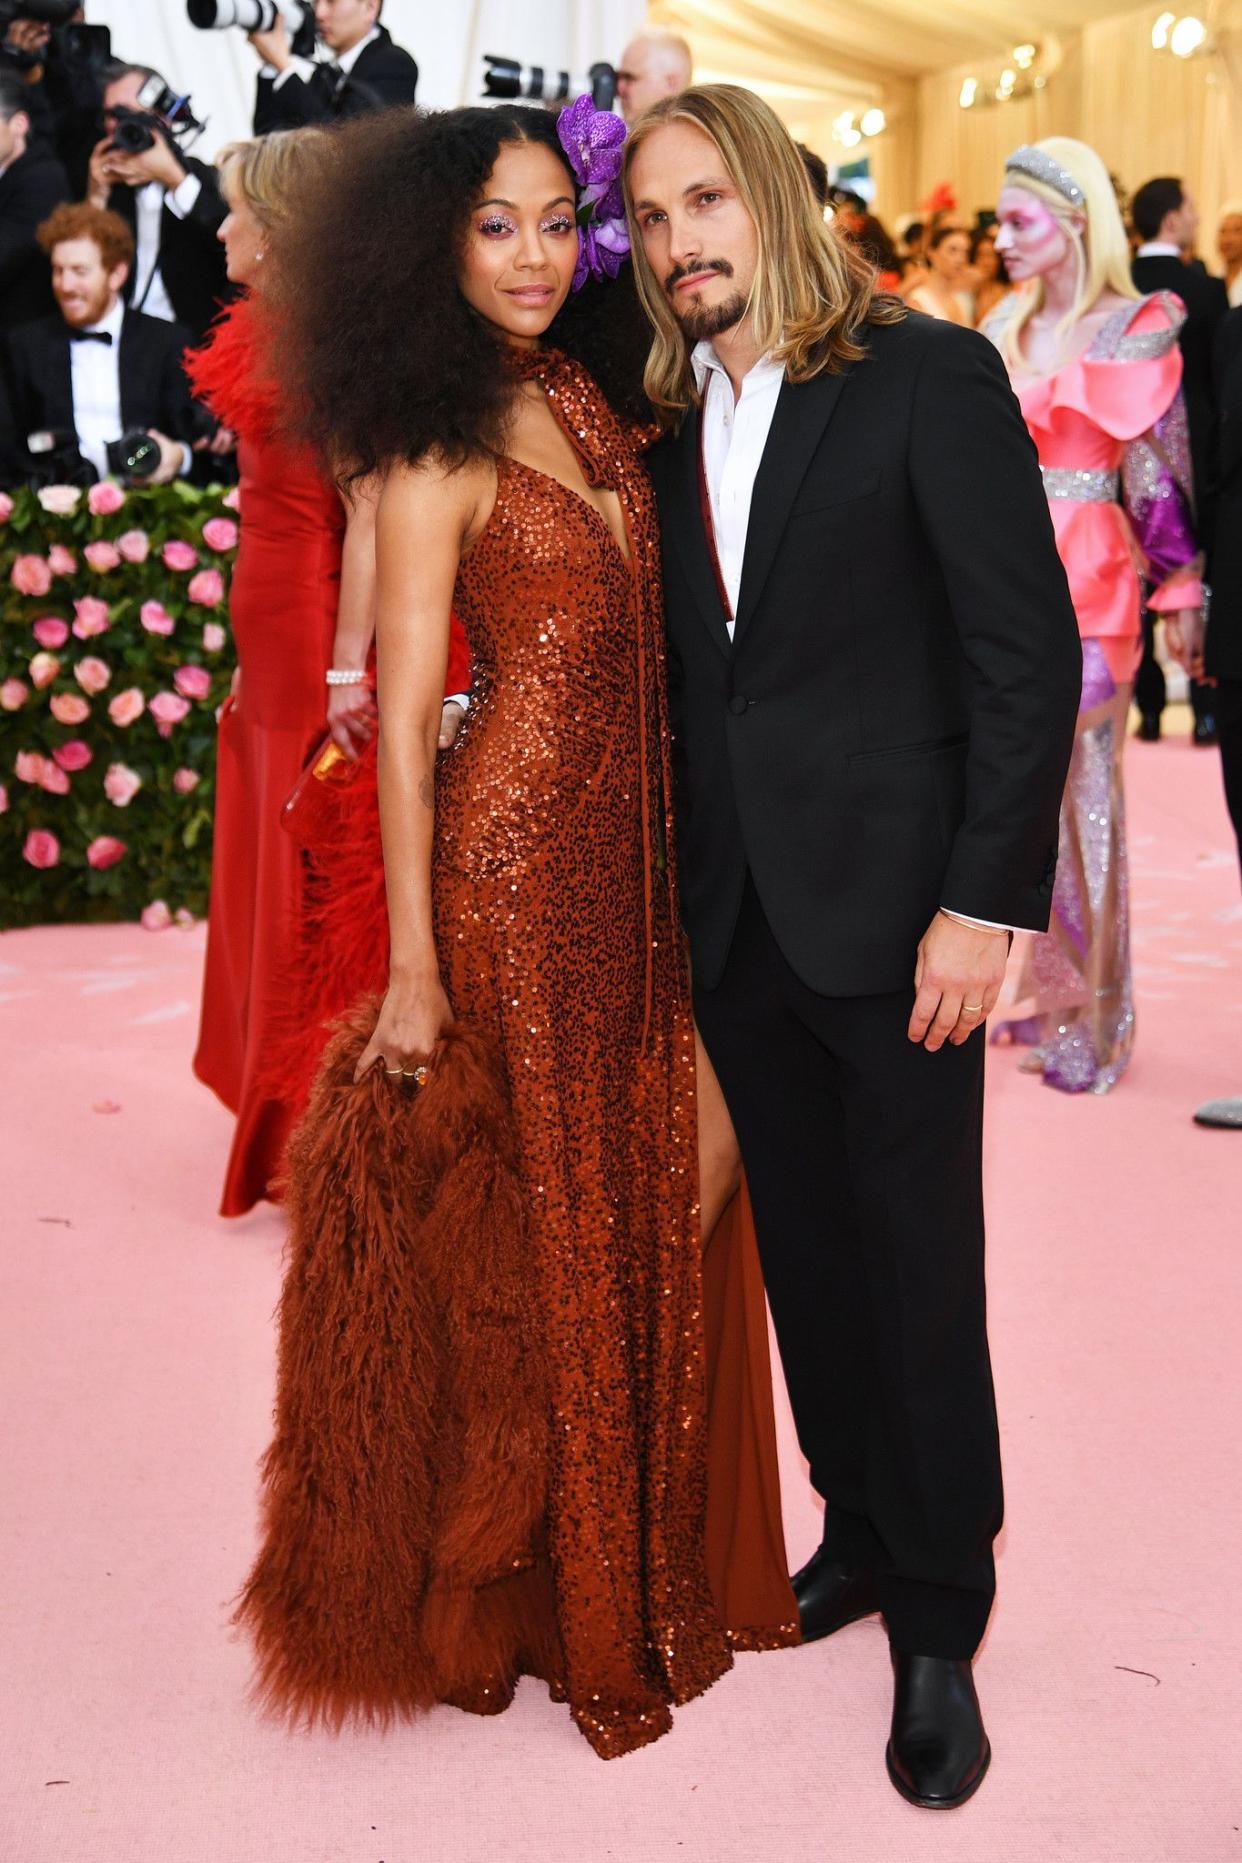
left=1004, top=145, right=1085, bottom=209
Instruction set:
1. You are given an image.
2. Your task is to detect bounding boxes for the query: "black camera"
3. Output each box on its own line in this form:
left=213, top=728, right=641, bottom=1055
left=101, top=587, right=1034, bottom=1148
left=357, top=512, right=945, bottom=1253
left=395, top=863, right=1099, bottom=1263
left=105, top=431, right=163, bottom=483
left=25, top=427, right=93, bottom=489
left=482, top=55, right=617, bottom=114
left=107, top=74, right=203, bottom=155
left=187, top=0, right=316, bottom=61
left=0, top=0, right=79, bottom=31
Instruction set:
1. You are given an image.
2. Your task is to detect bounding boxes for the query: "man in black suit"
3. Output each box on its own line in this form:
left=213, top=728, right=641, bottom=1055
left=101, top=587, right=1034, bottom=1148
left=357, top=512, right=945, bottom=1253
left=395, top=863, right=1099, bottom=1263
left=0, top=65, right=71, bottom=329
left=1, top=201, right=207, bottom=485
left=249, top=0, right=417, bottom=136
left=626, top=90, right=1081, bottom=1807
left=1131, top=175, right=1229, bottom=743
left=84, top=62, right=232, bottom=344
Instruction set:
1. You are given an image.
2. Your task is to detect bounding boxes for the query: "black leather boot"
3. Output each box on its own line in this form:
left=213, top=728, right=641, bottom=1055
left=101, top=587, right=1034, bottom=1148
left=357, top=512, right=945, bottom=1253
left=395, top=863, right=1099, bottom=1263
left=886, top=1652, right=990, bottom=1809
left=790, top=1545, right=881, bottom=1644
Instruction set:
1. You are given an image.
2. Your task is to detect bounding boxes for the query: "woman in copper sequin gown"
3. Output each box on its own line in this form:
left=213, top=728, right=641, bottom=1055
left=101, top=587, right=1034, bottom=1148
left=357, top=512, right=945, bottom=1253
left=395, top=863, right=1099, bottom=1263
left=242, top=106, right=797, bottom=1758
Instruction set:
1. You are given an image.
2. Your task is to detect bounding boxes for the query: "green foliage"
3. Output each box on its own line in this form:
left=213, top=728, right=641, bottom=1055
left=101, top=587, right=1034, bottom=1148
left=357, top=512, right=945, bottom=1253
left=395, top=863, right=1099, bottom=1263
left=0, top=481, right=238, bottom=928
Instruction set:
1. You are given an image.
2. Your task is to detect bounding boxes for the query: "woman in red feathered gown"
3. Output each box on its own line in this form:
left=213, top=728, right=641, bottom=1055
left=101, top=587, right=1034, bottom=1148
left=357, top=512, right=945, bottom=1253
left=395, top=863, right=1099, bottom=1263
left=188, top=146, right=467, bottom=1218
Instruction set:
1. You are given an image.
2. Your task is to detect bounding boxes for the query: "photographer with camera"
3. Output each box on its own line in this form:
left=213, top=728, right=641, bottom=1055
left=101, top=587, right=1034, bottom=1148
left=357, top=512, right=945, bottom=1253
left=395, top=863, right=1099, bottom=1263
left=85, top=61, right=233, bottom=343
left=0, top=63, right=69, bottom=326
left=0, top=200, right=210, bottom=486
left=246, top=0, right=417, bottom=135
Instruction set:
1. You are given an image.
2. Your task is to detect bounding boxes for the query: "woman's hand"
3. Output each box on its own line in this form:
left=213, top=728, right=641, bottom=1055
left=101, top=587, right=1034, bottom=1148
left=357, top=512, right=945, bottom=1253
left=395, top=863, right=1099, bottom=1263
left=1163, top=609, right=1206, bottom=681
left=327, top=680, right=377, bottom=758
left=353, top=971, right=452, bottom=1084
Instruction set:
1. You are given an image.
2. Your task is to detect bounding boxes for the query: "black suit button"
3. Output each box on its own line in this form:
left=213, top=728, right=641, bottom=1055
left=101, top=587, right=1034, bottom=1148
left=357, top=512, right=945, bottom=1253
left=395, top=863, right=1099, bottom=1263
left=728, top=695, right=749, bottom=715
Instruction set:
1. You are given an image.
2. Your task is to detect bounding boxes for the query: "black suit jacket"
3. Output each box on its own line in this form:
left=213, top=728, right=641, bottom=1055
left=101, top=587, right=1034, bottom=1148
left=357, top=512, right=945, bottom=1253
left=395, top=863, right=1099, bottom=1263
left=1208, top=308, right=1242, bottom=680
left=1132, top=253, right=1229, bottom=514
left=107, top=156, right=234, bottom=343
left=1, top=307, right=205, bottom=482
left=253, top=26, right=418, bottom=134
left=0, top=146, right=71, bottom=330
left=648, top=313, right=1082, bottom=997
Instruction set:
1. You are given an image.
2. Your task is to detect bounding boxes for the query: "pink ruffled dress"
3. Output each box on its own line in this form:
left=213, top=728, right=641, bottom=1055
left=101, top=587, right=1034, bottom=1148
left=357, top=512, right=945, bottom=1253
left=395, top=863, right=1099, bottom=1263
left=985, top=291, right=1201, bottom=1093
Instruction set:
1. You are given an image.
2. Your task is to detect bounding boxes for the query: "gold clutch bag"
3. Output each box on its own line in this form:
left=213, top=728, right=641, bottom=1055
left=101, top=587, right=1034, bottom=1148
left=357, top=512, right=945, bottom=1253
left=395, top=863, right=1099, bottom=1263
left=281, top=733, right=366, bottom=849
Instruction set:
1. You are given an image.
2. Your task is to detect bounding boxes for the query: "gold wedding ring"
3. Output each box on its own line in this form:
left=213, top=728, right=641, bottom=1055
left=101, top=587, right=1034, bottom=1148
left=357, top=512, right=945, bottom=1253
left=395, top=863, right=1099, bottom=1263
left=963, top=1005, right=984, bottom=1014
left=384, top=1064, right=403, bottom=1076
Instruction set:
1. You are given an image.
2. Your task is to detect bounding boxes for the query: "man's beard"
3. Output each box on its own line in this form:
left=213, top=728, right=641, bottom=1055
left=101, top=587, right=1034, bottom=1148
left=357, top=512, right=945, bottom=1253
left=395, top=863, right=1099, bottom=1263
left=665, top=260, right=747, bottom=343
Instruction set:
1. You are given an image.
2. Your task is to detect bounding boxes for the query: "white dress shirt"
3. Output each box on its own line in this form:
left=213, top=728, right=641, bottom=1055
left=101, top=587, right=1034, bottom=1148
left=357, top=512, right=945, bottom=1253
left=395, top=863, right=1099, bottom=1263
left=269, top=24, right=380, bottom=90
left=1136, top=241, right=1184, bottom=260
left=131, top=172, right=203, bottom=323
left=689, top=338, right=1016, bottom=936
left=69, top=294, right=190, bottom=481
left=70, top=294, right=127, bottom=481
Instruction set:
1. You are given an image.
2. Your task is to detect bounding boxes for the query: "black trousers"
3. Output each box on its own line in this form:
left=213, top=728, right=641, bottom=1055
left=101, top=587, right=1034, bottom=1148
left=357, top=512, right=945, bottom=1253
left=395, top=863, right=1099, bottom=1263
left=1216, top=677, right=1242, bottom=885
left=693, top=879, right=1003, bottom=1659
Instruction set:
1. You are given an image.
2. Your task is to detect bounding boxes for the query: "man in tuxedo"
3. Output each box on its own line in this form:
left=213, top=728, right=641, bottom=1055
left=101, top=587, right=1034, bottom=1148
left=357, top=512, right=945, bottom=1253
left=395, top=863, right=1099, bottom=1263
left=84, top=62, right=232, bottom=344
left=625, top=88, right=1081, bottom=1807
left=1, top=201, right=207, bottom=485
left=615, top=28, right=692, bottom=125
left=250, top=0, right=418, bottom=136
left=1131, top=175, right=1229, bottom=744
left=0, top=65, right=71, bottom=329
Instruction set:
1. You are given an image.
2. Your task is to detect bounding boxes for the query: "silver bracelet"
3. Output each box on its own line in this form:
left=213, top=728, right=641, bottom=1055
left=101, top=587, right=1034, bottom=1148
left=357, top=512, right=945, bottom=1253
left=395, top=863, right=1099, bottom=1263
left=325, top=668, right=370, bottom=687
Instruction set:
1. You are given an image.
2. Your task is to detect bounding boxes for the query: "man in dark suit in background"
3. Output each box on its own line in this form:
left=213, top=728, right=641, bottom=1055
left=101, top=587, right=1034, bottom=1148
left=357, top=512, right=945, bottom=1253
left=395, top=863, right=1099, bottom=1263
left=0, top=65, right=71, bottom=329
left=1, top=201, right=208, bottom=486
left=1131, top=175, right=1229, bottom=744
left=628, top=89, right=1081, bottom=1808
left=249, top=0, right=418, bottom=135
left=85, top=61, right=233, bottom=344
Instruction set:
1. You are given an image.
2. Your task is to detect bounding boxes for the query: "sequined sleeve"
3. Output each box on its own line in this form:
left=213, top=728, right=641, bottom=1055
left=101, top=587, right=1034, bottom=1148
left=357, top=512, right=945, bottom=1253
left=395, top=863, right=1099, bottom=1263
left=1121, top=385, right=1203, bottom=609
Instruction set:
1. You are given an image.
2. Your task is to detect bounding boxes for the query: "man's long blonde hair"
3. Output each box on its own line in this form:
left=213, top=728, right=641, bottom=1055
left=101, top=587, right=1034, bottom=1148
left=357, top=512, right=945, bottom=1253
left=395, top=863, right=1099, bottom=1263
left=622, top=85, right=903, bottom=425
left=998, top=136, right=1138, bottom=371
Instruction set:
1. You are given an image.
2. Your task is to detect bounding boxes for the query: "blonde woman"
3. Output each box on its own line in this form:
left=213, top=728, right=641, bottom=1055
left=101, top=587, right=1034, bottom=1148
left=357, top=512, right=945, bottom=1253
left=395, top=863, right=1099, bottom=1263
left=985, top=137, right=1203, bottom=1092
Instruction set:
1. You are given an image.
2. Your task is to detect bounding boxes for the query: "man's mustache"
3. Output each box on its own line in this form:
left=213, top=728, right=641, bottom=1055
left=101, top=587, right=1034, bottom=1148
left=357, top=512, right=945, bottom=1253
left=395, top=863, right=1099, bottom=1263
left=664, top=259, right=733, bottom=295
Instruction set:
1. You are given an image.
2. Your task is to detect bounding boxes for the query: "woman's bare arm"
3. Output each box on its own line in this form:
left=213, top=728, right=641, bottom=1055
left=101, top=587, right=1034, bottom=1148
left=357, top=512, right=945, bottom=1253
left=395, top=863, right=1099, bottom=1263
left=327, top=476, right=380, bottom=756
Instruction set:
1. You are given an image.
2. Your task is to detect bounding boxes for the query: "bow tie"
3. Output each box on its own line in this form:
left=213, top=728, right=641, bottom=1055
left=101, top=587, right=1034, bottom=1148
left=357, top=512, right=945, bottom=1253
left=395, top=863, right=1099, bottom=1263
left=69, top=329, right=114, bottom=346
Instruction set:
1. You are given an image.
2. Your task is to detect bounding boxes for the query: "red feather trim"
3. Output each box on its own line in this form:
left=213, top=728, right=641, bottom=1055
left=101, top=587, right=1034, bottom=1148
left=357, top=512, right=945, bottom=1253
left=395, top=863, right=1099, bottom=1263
left=186, top=292, right=283, bottom=441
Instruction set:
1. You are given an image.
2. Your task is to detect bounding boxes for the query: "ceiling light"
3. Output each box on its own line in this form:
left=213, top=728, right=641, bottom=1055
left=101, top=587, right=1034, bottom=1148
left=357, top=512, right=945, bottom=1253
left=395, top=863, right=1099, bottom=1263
left=959, top=77, right=978, bottom=107
left=860, top=107, right=887, bottom=137
left=1169, top=13, right=1207, bottom=53
left=1013, top=43, right=1036, bottom=68
left=1151, top=10, right=1176, bottom=47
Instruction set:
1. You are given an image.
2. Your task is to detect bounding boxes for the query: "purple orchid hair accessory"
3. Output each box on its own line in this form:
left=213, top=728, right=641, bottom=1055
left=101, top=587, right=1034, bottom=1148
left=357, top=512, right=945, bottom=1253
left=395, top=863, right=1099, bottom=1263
left=556, top=92, right=631, bottom=292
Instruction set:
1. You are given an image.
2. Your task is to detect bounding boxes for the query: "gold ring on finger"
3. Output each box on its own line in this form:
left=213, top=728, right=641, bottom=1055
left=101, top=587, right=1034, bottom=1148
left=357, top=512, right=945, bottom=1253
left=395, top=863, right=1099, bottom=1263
left=384, top=1065, right=403, bottom=1076
left=402, top=1065, right=429, bottom=1086
left=963, top=1005, right=984, bottom=1015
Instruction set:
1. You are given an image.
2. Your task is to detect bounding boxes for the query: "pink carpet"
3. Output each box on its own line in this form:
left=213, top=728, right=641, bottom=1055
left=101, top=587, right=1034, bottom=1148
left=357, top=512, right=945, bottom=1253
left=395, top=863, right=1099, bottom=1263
left=2, top=725, right=1240, bottom=1863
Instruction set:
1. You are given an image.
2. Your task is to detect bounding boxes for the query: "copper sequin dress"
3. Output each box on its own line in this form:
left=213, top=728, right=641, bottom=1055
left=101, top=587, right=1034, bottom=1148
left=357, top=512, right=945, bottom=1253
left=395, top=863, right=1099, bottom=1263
left=423, top=348, right=795, bottom=1756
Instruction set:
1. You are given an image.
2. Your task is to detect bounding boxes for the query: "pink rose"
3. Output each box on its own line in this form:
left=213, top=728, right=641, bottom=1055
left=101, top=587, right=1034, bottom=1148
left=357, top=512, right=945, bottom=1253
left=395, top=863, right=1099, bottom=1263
left=49, top=693, right=90, bottom=725
left=37, top=484, right=80, bottom=516
left=72, top=596, right=111, bottom=638
left=74, top=656, right=111, bottom=695
left=202, top=622, right=226, bottom=654
left=87, top=481, right=126, bottom=516
left=117, top=529, right=150, bottom=564
left=0, top=783, right=7, bottom=814
left=187, top=569, right=224, bottom=608
left=104, top=762, right=142, bottom=807
left=11, top=554, right=52, bottom=597
left=22, top=829, right=60, bottom=869
left=108, top=687, right=145, bottom=728
left=173, top=664, right=212, bottom=702
left=87, top=835, right=127, bottom=869
left=162, top=540, right=199, bottom=572
left=140, top=600, right=175, bottom=637
left=141, top=899, right=172, bottom=931
left=47, top=545, right=77, bottom=577
left=2, top=679, right=30, bottom=710
left=0, top=491, right=13, bottom=521
left=53, top=739, right=92, bottom=772
left=84, top=541, right=121, bottom=574
left=40, top=760, right=70, bottom=794
left=32, top=616, right=69, bottom=649
left=202, top=517, right=239, bottom=553
left=149, top=690, right=190, bottom=732
left=29, top=652, right=60, bottom=689
left=15, top=750, right=48, bottom=784
left=173, top=767, right=200, bottom=795
left=223, top=486, right=241, bottom=511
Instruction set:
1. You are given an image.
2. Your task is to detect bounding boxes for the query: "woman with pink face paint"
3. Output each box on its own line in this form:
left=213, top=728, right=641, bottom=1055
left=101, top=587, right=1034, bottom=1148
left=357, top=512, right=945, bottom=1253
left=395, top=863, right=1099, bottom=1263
left=985, top=136, right=1203, bottom=1093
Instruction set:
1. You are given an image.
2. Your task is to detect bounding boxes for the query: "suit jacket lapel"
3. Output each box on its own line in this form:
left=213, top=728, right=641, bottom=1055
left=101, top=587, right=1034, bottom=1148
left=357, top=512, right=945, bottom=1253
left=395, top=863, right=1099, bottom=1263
left=663, top=404, right=733, bottom=661
left=732, top=367, right=850, bottom=648
left=118, top=313, right=145, bottom=430
left=42, top=323, right=75, bottom=436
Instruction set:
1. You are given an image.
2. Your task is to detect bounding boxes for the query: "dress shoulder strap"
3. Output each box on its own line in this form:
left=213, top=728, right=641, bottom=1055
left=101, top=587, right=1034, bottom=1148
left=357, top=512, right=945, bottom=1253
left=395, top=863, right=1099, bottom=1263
left=1089, top=291, right=1186, bottom=362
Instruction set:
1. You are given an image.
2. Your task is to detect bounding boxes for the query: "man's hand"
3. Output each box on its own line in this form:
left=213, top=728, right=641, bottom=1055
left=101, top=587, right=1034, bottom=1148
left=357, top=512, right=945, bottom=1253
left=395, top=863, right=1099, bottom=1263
left=438, top=700, right=466, bottom=749
left=908, top=911, right=1010, bottom=1050
left=1163, top=608, right=1206, bottom=682
left=4, top=19, right=50, bottom=56
left=86, top=134, right=121, bottom=209
left=145, top=430, right=187, bottom=485
left=104, top=138, right=187, bottom=194
left=248, top=20, right=291, bottom=70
